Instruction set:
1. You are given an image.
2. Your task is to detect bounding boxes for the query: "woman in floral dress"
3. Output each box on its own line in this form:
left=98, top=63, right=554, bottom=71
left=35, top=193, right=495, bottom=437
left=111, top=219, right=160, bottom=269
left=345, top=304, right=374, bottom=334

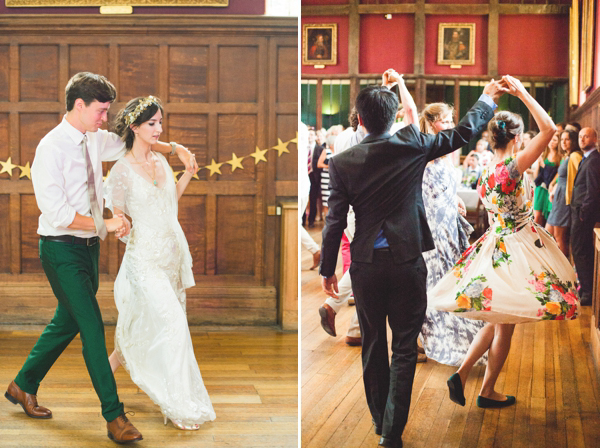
left=428, top=76, right=580, bottom=409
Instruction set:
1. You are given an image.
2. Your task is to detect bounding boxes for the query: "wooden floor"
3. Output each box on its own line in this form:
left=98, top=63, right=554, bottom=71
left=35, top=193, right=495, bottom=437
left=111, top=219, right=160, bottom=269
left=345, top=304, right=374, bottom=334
left=301, top=224, right=600, bottom=448
left=0, top=326, right=297, bottom=447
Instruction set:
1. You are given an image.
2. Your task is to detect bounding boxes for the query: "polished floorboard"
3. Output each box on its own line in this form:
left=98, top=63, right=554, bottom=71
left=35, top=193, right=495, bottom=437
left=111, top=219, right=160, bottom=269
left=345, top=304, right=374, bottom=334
left=301, top=223, right=600, bottom=448
left=0, top=325, right=298, bottom=447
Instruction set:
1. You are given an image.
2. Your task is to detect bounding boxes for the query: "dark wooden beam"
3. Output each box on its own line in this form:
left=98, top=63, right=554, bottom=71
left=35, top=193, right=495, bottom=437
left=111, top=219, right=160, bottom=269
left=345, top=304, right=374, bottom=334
left=499, top=4, right=569, bottom=15
left=358, top=4, right=415, bottom=15
left=414, top=0, right=425, bottom=77
left=316, top=79, right=323, bottom=130
left=348, top=0, right=359, bottom=77
left=424, top=4, right=489, bottom=15
left=454, top=79, right=461, bottom=124
left=302, top=74, right=568, bottom=83
left=348, top=0, right=360, bottom=108
left=488, top=0, right=499, bottom=77
left=301, top=5, right=349, bottom=17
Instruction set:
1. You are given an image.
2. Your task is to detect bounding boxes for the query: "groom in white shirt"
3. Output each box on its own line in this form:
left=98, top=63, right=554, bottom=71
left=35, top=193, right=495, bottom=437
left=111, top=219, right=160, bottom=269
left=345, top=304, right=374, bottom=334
left=4, top=72, right=197, bottom=444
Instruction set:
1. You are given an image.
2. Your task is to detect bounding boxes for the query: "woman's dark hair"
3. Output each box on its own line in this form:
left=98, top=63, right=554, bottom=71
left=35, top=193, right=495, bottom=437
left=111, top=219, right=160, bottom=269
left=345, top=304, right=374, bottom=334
left=65, top=72, right=116, bottom=112
left=114, top=96, right=164, bottom=150
left=355, top=86, right=398, bottom=135
left=561, top=129, right=580, bottom=154
left=488, top=111, right=524, bottom=150
left=524, top=130, right=538, bottom=140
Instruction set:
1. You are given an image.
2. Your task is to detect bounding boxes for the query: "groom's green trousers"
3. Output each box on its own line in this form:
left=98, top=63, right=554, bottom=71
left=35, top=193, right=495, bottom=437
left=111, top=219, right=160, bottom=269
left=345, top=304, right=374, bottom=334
left=14, top=237, right=124, bottom=422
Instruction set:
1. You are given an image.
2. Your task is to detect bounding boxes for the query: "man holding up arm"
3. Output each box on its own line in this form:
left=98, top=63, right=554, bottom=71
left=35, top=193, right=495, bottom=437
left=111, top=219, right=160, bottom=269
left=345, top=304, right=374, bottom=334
left=320, top=72, right=507, bottom=447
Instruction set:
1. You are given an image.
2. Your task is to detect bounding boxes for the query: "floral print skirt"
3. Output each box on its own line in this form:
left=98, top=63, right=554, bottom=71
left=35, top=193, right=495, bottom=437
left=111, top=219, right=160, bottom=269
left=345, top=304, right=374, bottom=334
left=428, top=221, right=580, bottom=324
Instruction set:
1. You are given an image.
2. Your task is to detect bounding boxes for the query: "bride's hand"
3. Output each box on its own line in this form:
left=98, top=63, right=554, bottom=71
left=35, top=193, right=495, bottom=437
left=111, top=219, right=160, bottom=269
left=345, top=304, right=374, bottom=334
left=502, top=75, right=527, bottom=98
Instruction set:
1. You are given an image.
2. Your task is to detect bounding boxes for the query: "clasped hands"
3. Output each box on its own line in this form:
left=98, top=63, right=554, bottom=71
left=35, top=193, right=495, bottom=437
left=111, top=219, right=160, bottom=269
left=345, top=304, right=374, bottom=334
left=382, top=69, right=405, bottom=89
left=106, top=214, right=131, bottom=239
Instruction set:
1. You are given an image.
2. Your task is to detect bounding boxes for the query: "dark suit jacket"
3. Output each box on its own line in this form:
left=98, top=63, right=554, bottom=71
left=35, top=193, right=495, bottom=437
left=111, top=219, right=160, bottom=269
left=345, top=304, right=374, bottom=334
left=320, top=100, right=494, bottom=278
left=571, top=149, right=600, bottom=223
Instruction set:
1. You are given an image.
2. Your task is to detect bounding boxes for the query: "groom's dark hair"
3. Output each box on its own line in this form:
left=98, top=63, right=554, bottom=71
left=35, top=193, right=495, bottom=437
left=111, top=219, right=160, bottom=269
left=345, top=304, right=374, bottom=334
left=355, top=86, right=399, bottom=136
left=65, top=72, right=117, bottom=111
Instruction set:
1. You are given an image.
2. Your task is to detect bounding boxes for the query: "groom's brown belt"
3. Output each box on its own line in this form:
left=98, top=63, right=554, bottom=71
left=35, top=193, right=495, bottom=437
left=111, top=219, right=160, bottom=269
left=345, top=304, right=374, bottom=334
left=41, top=235, right=99, bottom=246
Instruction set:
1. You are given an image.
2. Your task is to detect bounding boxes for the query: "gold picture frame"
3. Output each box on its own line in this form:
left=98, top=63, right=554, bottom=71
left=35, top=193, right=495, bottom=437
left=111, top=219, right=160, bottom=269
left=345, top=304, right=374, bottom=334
left=581, top=0, right=596, bottom=92
left=302, top=23, right=337, bottom=66
left=437, top=23, right=475, bottom=66
left=6, top=0, right=227, bottom=6
left=569, top=0, right=579, bottom=106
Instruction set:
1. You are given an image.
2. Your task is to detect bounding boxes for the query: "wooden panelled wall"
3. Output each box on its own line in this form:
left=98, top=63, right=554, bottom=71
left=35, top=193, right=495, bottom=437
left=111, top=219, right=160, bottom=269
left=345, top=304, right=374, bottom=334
left=0, top=15, right=298, bottom=326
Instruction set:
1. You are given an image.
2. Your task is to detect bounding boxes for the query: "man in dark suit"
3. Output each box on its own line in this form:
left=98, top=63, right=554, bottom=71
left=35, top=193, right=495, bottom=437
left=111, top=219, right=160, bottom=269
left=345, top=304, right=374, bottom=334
left=320, top=73, right=506, bottom=447
left=570, top=127, right=600, bottom=306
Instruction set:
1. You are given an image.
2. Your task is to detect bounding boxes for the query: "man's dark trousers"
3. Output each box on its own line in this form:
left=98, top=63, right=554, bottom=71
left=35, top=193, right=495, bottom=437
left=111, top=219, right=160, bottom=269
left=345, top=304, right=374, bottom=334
left=308, top=171, right=321, bottom=226
left=350, top=250, right=428, bottom=440
left=14, top=238, right=124, bottom=422
left=570, top=211, right=595, bottom=304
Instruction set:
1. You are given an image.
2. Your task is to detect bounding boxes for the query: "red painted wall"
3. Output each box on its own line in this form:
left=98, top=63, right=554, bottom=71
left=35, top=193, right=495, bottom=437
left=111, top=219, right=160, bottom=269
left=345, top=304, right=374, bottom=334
left=498, top=15, right=568, bottom=77
left=360, top=14, right=414, bottom=74
left=302, top=15, right=349, bottom=74
left=425, top=15, right=487, bottom=76
left=0, top=0, right=264, bottom=15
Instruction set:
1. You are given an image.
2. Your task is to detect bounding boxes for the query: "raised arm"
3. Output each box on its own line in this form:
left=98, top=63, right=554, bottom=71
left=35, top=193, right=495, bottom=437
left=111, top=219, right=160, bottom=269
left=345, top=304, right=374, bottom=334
left=152, top=141, right=198, bottom=174
left=504, top=76, right=557, bottom=174
left=384, top=69, right=418, bottom=126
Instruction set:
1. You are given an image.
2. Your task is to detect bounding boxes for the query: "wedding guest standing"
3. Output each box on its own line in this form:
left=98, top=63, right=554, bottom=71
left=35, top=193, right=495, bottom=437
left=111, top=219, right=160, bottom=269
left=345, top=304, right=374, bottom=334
left=570, top=127, right=600, bottom=306
left=545, top=129, right=582, bottom=257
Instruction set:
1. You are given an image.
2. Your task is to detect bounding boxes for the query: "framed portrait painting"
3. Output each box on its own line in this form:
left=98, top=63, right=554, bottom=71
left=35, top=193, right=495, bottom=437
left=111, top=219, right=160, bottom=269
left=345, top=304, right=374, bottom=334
left=437, top=23, right=475, bottom=66
left=302, top=23, right=337, bottom=66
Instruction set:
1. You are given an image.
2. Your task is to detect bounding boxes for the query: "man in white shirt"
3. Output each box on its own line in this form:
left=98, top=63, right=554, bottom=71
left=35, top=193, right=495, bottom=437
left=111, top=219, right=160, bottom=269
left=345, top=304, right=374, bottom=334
left=4, top=72, right=197, bottom=444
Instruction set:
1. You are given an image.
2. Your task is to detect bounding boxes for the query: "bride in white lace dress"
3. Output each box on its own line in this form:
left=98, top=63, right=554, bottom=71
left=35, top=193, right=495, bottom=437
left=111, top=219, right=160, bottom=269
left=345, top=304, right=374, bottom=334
left=104, top=96, right=216, bottom=430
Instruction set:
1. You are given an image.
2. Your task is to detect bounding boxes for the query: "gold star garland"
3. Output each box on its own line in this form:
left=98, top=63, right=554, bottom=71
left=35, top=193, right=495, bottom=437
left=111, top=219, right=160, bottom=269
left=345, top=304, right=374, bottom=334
left=0, top=134, right=298, bottom=181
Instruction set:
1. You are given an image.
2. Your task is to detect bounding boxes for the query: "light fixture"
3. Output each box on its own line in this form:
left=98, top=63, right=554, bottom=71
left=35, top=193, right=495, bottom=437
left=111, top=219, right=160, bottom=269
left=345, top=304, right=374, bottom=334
left=385, top=14, right=392, bottom=20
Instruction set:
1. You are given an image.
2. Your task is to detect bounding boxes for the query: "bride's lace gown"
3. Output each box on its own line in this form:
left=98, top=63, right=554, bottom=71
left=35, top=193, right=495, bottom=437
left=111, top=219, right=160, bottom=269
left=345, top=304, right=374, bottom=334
left=104, top=153, right=216, bottom=427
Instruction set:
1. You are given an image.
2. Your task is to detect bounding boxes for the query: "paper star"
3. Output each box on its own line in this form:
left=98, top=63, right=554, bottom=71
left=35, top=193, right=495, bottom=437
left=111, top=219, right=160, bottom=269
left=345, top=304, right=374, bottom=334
left=206, top=159, right=223, bottom=176
left=192, top=170, right=200, bottom=180
left=250, top=146, right=268, bottom=164
left=0, top=157, right=17, bottom=176
left=289, top=132, right=298, bottom=144
left=172, top=171, right=181, bottom=182
left=18, top=161, right=31, bottom=179
left=226, top=153, right=245, bottom=172
left=272, top=138, right=290, bottom=157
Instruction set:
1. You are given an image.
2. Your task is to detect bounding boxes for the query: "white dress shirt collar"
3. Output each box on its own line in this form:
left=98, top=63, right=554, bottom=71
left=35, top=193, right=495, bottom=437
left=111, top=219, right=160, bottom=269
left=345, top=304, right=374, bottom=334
left=60, top=115, right=86, bottom=147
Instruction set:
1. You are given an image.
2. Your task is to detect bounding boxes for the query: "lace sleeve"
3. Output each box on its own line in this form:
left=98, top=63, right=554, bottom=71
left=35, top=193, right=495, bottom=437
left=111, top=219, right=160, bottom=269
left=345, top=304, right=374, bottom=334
left=104, top=160, right=131, bottom=216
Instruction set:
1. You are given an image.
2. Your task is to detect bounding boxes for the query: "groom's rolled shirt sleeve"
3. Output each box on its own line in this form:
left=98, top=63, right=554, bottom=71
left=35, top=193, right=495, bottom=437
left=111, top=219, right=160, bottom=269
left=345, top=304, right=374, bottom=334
left=31, top=143, right=77, bottom=229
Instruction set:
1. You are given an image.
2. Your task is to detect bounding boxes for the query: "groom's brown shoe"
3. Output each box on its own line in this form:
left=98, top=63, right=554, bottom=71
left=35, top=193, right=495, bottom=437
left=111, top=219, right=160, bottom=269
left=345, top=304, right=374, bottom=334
left=107, top=413, right=143, bottom=444
left=5, top=380, right=52, bottom=419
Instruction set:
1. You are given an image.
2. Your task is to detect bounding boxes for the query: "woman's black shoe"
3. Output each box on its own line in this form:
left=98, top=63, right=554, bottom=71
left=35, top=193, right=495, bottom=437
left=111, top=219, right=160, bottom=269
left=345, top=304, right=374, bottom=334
left=477, top=395, right=516, bottom=408
left=447, top=373, right=466, bottom=406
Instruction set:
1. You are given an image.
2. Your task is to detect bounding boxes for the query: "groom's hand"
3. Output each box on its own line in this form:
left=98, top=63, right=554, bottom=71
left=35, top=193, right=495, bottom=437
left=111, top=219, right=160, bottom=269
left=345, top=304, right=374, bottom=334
left=482, top=78, right=509, bottom=103
left=322, top=274, right=339, bottom=299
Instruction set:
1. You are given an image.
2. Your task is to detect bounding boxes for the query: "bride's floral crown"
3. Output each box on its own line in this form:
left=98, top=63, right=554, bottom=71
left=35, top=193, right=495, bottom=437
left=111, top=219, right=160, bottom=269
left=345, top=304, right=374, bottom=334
left=125, top=96, right=158, bottom=126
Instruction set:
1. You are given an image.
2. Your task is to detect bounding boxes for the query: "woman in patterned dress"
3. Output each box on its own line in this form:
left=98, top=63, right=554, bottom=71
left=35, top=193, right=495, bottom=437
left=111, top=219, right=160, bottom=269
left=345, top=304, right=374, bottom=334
left=545, top=129, right=583, bottom=257
left=418, top=103, right=487, bottom=366
left=428, top=76, right=579, bottom=409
